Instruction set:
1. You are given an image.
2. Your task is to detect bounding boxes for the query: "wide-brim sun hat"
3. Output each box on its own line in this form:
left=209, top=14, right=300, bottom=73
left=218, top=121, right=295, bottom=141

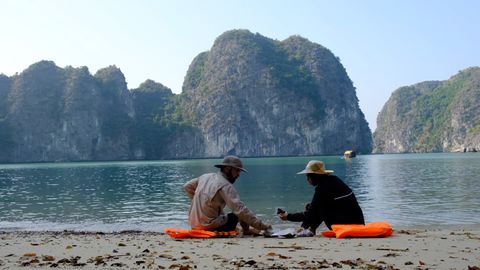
left=214, top=155, right=247, bottom=172
left=297, top=160, right=333, bottom=175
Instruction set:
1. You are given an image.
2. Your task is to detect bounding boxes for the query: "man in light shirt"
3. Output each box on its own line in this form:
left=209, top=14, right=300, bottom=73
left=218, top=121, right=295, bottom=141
left=184, top=156, right=272, bottom=236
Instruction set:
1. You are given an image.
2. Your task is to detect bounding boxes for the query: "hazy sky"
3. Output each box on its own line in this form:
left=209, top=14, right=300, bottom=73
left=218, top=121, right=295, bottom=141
left=1, top=0, right=479, bottom=130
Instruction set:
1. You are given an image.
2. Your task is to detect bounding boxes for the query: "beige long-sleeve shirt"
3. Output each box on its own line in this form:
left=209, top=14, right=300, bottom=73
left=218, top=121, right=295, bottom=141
left=183, top=172, right=269, bottom=231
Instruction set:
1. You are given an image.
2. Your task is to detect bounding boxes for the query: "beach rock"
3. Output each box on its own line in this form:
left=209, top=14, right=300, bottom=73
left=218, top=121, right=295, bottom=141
left=42, top=255, right=55, bottom=261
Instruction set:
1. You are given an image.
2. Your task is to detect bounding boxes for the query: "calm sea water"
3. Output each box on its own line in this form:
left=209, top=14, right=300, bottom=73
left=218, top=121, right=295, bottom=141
left=1, top=153, right=479, bottom=232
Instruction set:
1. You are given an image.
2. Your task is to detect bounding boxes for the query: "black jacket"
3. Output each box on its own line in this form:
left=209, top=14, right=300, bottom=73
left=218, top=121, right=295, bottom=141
left=287, top=174, right=364, bottom=230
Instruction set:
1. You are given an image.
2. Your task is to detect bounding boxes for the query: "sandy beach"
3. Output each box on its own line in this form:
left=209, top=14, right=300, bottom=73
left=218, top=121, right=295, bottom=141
left=1, top=226, right=479, bottom=269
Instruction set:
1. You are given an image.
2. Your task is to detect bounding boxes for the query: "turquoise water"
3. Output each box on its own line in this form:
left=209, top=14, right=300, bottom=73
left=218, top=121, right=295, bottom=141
left=1, top=153, right=479, bottom=232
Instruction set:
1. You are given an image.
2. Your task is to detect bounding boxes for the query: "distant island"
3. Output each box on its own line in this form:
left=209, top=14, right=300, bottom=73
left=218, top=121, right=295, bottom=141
left=0, top=30, right=371, bottom=163
left=373, top=67, right=480, bottom=153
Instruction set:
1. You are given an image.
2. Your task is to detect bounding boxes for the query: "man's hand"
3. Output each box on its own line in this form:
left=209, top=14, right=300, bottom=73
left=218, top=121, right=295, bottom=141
left=305, top=203, right=311, bottom=210
left=278, top=212, right=288, bottom=220
left=263, top=225, right=273, bottom=237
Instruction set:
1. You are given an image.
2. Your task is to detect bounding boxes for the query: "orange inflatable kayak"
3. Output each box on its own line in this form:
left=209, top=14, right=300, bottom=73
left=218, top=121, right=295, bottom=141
left=164, top=228, right=237, bottom=239
left=321, top=221, right=393, bottom=238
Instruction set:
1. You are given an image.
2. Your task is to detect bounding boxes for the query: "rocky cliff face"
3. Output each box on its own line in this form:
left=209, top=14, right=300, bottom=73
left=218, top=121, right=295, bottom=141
left=178, top=30, right=372, bottom=157
left=2, top=61, right=134, bottom=162
left=0, top=74, right=13, bottom=162
left=374, top=67, right=480, bottom=153
left=0, top=30, right=373, bottom=163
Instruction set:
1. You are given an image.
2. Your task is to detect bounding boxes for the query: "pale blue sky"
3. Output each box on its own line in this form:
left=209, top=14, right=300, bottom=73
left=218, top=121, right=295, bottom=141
left=1, top=0, right=479, bottom=130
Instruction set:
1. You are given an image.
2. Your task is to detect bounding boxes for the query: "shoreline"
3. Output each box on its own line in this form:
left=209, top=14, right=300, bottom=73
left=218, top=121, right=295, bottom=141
left=1, top=225, right=479, bottom=269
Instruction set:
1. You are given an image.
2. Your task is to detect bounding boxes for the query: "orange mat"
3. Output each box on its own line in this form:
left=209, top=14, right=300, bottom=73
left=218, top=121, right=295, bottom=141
left=321, top=221, right=393, bottom=238
left=164, top=228, right=237, bottom=239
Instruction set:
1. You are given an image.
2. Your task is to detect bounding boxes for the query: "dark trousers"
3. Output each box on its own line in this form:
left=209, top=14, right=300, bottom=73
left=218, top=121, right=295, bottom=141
left=302, top=213, right=365, bottom=231
left=215, top=213, right=239, bottom=232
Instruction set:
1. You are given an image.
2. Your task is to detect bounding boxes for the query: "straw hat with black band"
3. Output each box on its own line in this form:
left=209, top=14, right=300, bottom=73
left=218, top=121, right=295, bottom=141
left=214, top=156, right=247, bottom=172
left=297, top=160, right=333, bottom=175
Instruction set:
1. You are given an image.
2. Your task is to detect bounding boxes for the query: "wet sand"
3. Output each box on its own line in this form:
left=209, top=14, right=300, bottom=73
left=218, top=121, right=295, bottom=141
left=1, top=226, right=479, bottom=269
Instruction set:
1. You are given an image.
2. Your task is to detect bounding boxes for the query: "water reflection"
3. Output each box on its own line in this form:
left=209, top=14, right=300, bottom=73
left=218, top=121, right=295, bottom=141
left=1, top=153, right=479, bottom=231
left=358, top=153, right=480, bottom=225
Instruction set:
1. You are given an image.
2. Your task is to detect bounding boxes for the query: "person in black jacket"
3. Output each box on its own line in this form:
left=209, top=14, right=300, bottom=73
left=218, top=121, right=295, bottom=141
left=278, top=160, right=364, bottom=236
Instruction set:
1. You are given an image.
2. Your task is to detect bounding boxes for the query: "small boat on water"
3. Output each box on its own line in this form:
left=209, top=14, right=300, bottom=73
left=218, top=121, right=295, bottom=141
left=343, top=150, right=356, bottom=158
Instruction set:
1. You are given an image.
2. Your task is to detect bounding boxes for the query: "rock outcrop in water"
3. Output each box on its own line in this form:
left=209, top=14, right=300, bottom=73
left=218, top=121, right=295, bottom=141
left=373, top=67, right=480, bottom=153
left=1, top=61, right=134, bottom=162
left=176, top=30, right=372, bottom=157
left=0, top=30, right=372, bottom=163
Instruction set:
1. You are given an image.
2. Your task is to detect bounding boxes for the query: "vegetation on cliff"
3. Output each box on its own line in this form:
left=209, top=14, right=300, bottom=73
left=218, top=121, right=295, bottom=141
left=130, top=80, right=194, bottom=159
left=374, top=67, right=480, bottom=153
left=177, top=29, right=371, bottom=157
